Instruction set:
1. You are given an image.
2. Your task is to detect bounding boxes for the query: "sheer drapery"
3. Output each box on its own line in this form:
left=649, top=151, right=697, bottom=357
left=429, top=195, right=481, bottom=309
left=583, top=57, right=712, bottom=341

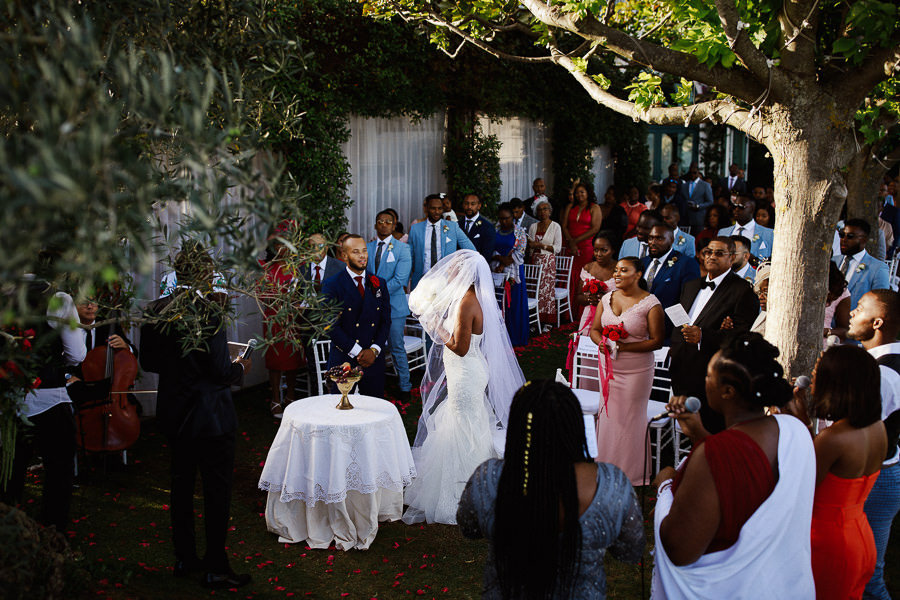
left=478, top=116, right=553, bottom=202
left=591, top=146, right=613, bottom=199
left=342, top=113, right=447, bottom=237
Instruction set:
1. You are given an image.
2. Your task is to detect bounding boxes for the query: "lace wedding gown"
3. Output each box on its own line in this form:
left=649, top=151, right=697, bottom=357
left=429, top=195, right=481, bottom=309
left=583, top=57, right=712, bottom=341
left=402, top=333, right=496, bottom=525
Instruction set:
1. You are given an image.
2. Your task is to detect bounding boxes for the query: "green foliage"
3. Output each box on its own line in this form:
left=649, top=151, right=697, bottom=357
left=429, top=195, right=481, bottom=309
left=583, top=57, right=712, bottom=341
left=443, top=125, right=502, bottom=216
left=625, top=72, right=666, bottom=111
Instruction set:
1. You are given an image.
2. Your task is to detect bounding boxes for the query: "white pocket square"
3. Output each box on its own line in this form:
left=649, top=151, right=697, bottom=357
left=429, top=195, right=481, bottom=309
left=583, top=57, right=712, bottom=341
left=386, top=252, right=395, bottom=263
left=474, top=234, right=481, bottom=239
left=445, top=237, right=451, bottom=243
left=760, top=242, right=767, bottom=250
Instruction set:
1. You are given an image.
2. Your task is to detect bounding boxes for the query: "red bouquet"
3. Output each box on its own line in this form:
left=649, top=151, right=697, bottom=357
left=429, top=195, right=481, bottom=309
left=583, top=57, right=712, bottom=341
left=581, top=278, right=608, bottom=296
left=601, top=323, right=628, bottom=342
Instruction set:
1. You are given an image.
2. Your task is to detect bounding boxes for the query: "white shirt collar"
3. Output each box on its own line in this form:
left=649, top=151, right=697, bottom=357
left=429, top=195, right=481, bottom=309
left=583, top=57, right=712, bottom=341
left=377, top=235, right=392, bottom=244
left=734, top=262, right=752, bottom=278
left=346, top=266, right=365, bottom=280
left=707, top=269, right=731, bottom=287
left=650, top=248, right=674, bottom=265
left=467, top=212, right=481, bottom=222
left=869, top=342, right=900, bottom=359
left=733, top=219, right=757, bottom=238
left=849, top=248, right=867, bottom=261
left=315, top=255, right=328, bottom=270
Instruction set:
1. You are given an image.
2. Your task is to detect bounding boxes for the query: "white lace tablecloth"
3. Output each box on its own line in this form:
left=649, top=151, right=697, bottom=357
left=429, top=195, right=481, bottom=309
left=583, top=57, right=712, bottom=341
left=258, top=394, right=416, bottom=550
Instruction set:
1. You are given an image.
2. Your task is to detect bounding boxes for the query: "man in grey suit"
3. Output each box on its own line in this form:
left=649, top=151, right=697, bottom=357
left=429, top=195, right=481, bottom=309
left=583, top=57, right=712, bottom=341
left=302, top=232, right=344, bottom=292
left=511, top=198, right=537, bottom=232
left=677, top=162, right=714, bottom=233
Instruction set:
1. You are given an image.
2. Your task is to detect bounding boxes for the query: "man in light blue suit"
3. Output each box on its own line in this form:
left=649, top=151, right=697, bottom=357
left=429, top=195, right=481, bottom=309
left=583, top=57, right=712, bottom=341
left=718, top=194, right=774, bottom=260
left=677, top=163, right=714, bottom=232
left=661, top=203, right=696, bottom=258
left=833, top=219, right=891, bottom=309
left=408, top=194, right=475, bottom=289
left=730, top=235, right=757, bottom=283
left=619, top=210, right=663, bottom=260
left=367, top=210, right=413, bottom=400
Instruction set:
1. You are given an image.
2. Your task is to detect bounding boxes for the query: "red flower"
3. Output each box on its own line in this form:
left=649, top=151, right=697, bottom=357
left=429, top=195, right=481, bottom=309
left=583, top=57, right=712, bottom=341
left=608, top=331, right=620, bottom=341
left=31, top=377, right=41, bottom=389
left=369, top=275, right=380, bottom=288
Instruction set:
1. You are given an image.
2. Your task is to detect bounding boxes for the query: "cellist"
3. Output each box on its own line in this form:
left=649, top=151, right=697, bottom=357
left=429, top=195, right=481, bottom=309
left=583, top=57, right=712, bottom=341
left=74, top=298, right=136, bottom=359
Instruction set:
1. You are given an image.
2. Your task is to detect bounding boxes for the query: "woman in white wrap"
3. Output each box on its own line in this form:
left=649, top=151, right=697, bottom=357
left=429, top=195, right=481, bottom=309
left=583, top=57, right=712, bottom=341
left=402, top=250, right=525, bottom=525
left=651, top=333, right=816, bottom=599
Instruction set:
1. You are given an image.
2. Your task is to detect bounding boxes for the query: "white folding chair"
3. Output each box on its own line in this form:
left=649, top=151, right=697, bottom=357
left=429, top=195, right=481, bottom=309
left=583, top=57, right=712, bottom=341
left=554, top=255, right=574, bottom=327
left=310, top=339, right=332, bottom=395
left=523, top=263, right=543, bottom=332
left=647, top=350, right=674, bottom=472
left=403, top=317, right=427, bottom=373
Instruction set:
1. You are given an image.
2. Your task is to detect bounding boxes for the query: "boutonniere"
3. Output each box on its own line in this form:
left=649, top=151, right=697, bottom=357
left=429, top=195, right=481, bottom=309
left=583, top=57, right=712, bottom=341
left=857, top=263, right=867, bottom=272
left=442, top=224, right=449, bottom=233
left=752, top=234, right=760, bottom=242
left=387, top=243, right=394, bottom=252
left=369, top=275, right=380, bottom=288
left=677, top=236, right=685, bottom=245
left=667, top=255, right=678, bottom=268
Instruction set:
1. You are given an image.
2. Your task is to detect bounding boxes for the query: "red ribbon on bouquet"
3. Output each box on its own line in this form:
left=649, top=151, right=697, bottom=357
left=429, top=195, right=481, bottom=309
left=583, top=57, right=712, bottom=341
left=597, top=323, right=628, bottom=415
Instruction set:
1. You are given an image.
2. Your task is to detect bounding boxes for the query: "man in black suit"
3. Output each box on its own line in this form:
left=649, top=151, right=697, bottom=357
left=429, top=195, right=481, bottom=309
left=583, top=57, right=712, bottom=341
left=718, top=163, right=747, bottom=196
left=460, top=193, right=496, bottom=264
left=140, top=245, right=252, bottom=589
left=669, top=236, right=760, bottom=433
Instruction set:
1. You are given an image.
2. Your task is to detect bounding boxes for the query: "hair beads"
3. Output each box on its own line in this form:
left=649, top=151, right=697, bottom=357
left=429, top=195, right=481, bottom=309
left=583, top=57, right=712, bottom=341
left=523, top=412, right=533, bottom=496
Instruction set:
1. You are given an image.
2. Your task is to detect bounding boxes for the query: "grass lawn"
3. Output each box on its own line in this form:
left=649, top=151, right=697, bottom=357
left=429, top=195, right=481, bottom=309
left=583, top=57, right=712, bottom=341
left=16, top=323, right=900, bottom=598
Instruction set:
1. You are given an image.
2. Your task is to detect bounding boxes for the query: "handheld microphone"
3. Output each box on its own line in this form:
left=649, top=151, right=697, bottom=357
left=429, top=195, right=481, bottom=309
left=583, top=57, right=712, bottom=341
left=650, top=396, right=701, bottom=422
left=825, top=334, right=841, bottom=348
left=240, top=339, right=259, bottom=360
left=794, top=375, right=811, bottom=390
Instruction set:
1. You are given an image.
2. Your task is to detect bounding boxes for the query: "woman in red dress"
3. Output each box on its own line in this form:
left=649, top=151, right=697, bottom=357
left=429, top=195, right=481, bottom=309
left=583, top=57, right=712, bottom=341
left=260, top=232, right=306, bottom=418
left=561, top=182, right=602, bottom=306
left=787, top=346, right=886, bottom=600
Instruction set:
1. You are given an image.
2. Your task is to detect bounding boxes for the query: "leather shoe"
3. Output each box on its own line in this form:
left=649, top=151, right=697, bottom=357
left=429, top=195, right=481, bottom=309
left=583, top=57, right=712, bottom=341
left=201, top=570, right=252, bottom=589
left=173, top=558, right=202, bottom=578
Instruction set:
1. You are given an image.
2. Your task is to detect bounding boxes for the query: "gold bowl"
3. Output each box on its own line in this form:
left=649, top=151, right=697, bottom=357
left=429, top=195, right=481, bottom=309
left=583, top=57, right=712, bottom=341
left=331, top=373, right=362, bottom=410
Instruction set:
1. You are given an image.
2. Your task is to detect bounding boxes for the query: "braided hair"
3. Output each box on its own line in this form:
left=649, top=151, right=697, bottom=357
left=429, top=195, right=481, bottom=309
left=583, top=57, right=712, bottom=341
left=713, top=332, right=793, bottom=409
left=494, top=381, right=592, bottom=599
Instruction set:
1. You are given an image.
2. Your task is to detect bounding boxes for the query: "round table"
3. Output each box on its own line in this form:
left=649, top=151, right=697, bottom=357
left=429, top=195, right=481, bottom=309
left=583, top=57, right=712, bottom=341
left=258, top=394, right=416, bottom=550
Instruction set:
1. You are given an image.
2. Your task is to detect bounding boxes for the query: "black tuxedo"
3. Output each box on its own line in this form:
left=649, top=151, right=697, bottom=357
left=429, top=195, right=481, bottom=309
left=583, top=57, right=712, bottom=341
left=718, top=176, right=747, bottom=195
left=461, top=214, right=496, bottom=264
left=669, top=273, right=760, bottom=432
left=139, top=292, right=244, bottom=572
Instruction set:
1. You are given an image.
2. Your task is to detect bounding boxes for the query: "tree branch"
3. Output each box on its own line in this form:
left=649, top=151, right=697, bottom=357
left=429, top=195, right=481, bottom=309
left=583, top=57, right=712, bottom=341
left=713, top=0, right=773, bottom=83
left=548, top=47, right=755, bottom=135
left=518, top=0, right=768, bottom=103
left=830, top=41, right=900, bottom=106
left=776, top=0, right=820, bottom=76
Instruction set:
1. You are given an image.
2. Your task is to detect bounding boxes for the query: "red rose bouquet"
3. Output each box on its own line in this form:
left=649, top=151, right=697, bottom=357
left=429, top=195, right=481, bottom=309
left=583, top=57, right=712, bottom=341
left=581, top=278, right=609, bottom=296
left=601, top=323, right=628, bottom=343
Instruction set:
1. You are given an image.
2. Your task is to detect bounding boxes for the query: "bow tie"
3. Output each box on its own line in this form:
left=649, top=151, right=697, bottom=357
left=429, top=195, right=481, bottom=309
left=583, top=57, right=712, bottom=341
left=700, top=280, right=716, bottom=290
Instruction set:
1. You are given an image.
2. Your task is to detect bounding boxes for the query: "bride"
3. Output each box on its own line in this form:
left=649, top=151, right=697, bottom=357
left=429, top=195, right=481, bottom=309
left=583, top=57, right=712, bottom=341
left=402, top=250, right=525, bottom=525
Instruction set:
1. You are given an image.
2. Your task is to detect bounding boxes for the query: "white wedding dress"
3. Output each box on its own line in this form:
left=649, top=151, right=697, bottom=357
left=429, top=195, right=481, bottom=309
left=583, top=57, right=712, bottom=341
left=402, top=250, right=525, bottom=526
left=401, top=333, right=495, bottom=525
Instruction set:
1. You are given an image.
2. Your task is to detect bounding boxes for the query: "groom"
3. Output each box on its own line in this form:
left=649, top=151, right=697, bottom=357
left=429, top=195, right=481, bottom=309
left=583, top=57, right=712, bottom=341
left=321, top=235, right=392, bottom=398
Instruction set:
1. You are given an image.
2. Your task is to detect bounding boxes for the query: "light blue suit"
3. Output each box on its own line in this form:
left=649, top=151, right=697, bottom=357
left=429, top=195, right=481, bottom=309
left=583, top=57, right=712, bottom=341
left=832, top=251, right=891, bottom=309
left=734, top=265, right=757, bottom=284
left=719, top=222, right=774, bottom=259
left=367, top=238, right=413, bottom=391
left=408, top=219, right=476, bottom=289
left=618, top=236, right=647, bottom=260
left=672, top=228, right=696, bottom=258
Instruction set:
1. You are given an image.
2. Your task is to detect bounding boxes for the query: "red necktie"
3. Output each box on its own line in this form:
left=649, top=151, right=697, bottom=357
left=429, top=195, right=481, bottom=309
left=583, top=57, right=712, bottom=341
left=355, top=276, right=364, bottom=297
left=315, top=265, right=322, bottom=284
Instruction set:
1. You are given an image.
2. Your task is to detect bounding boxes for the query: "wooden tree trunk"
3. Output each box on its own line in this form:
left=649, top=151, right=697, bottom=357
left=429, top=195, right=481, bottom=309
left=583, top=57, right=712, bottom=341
left=764, top=105, right=854, bottom=378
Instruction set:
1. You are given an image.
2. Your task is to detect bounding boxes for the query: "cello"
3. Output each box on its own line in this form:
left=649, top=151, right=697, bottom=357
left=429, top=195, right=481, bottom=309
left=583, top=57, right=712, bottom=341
left=75, top=327, right=141, bottom=453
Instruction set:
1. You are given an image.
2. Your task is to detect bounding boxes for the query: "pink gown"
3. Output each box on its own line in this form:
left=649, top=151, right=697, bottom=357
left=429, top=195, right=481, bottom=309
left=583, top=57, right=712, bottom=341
left=595, top=292, right=660, bottom=486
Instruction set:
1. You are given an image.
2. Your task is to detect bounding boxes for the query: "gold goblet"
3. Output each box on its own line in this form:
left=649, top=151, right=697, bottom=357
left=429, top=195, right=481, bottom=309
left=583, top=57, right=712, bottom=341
left=331, top=373, right=362, bottom=410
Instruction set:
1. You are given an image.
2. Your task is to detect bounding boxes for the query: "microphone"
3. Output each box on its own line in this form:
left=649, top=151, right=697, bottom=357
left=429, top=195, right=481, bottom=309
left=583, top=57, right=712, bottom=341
left=240, top=339, right=259, bottom=360
left=650, top=396, right=701, bottom=422
left=825, top=334, right=841, bottom=348
left=794, top=375, right=811, bottom=390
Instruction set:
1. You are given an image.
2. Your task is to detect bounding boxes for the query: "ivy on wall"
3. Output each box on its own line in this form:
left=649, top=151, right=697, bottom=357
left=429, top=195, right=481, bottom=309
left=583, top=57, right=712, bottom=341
left=267, top=0, right=650, bottom=232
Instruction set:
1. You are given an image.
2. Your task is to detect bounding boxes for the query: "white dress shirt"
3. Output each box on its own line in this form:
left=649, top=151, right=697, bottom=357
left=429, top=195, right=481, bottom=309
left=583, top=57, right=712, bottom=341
left=645, top=248, right=673, bottom=287
left=868, top=342, right=900, bottom=465
left=734, top=262, right=753, bottom=279
left=344, top=266, right=381, bottom=359
left=462, top=212, right=481, bottom=234
left=423, top=219, right=444, bottom=270
left=838, top=249, right=867, bottom=281
left=730, top=219, right=757, bottom=240
left=688, top=269, right=731, bottom=324
left=311, top=256, right=329, bottom=281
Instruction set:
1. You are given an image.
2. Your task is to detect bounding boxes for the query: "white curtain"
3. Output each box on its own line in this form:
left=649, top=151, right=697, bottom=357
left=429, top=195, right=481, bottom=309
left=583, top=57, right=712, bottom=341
left=591, top=146, right=613, bottom=200
left=342, top=114, right=447, bottom=238
left=478, top=116, right=553, bottom=203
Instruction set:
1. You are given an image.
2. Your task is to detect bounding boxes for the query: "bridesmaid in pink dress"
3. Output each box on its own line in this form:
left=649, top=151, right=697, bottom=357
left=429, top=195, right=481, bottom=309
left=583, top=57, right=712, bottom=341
left=589, top=257, right=664, bottom=486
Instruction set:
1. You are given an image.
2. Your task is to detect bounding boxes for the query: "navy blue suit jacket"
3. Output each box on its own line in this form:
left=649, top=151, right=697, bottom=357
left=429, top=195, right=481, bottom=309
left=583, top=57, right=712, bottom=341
left=461, top=214, right=496, bottom=264
left=321, top=270, right=392, bottom=397
left=642, top=251, right=700, bottom=340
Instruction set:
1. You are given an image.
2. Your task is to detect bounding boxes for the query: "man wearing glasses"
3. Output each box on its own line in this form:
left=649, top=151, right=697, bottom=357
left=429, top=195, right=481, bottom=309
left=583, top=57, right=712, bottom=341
left=832, top=219, right=890, bottom=310
left=718, top=194, right=774, bottom=260
left=303, top=233, right=344, bottom=293
left=669, top=237, right=760, bottom=433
